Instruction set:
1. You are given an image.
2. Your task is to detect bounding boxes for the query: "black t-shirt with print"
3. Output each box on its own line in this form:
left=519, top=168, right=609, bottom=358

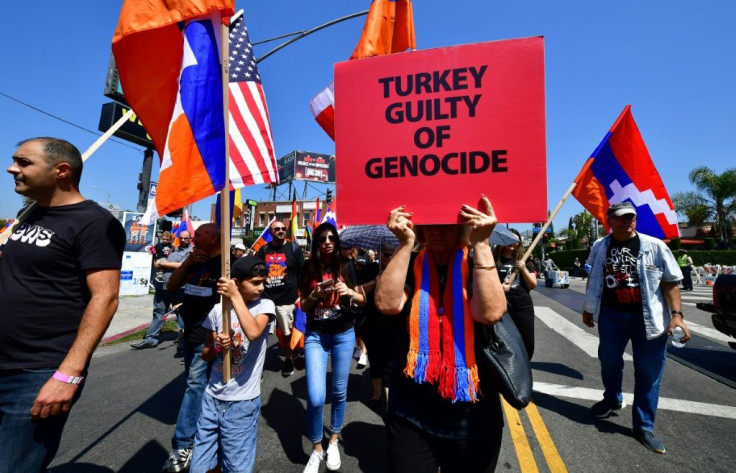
left=179, top=254, right=223, bottom=344
left=258, top=242, right=305, bottom=306
left=0, top=201, right=126, bottom=369
left=602, top=235, right=643, bottom=313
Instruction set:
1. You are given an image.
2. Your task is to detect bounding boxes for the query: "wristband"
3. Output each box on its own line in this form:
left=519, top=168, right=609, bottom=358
left=53, top=371, right=84, bottom=385
left=474, top=264, right=497, bottom=270
left=671, top=310, right=684, bottom=318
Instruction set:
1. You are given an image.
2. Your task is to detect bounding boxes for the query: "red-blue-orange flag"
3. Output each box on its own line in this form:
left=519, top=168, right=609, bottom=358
left=112, top=0, right=235, bottom=219
left=572, top=105, right=679, bottom=239
left=310, top=0, right=416, bottom=140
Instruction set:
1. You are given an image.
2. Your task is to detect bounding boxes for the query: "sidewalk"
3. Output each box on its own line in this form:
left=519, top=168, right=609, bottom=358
left=101, top=293, right=156, bottom=344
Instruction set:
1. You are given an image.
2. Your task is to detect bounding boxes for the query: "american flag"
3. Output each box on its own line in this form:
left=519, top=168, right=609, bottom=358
left=228, top=11, right=279, bottom=188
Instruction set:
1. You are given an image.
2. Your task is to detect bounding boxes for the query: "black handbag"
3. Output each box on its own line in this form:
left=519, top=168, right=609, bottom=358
left=476, top=315, right=533, bottom=409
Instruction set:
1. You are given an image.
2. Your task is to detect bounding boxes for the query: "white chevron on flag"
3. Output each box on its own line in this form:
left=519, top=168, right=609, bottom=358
left=608, top=180, right=678, bottom=225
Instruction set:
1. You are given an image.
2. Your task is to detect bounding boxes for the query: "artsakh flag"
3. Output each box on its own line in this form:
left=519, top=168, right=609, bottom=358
left=310, top=0, right=416, bottom=140
left=289, top=301, right=307, bottom=351
left=113, top=0, right=234, bottom=219
left=251, top=216, right=276, bottom=253
left=572, top=105, right=679, bottom=239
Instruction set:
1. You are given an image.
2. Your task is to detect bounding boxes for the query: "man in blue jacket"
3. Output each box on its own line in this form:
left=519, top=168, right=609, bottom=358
left=582, top=202, right=690, bottom=454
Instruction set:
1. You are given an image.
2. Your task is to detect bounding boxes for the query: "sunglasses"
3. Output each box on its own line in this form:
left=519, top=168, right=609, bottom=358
left=318, top=234, right=336, bottom=243
left=271, top=227, right=287, bottom=232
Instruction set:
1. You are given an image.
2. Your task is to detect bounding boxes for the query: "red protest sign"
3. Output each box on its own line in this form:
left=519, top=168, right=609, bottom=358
left=334, top=37, right=547, bottom=225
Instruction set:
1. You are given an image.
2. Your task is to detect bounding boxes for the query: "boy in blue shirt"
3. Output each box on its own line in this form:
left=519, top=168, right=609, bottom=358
left=190, top=255, right=275, bottom=473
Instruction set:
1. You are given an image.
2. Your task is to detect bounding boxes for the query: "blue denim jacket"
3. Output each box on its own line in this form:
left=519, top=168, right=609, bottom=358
left=583, top=233, right=683, bottom=339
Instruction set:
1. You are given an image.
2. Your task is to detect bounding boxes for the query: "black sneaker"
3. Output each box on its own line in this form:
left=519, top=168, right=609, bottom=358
left=293, top=352, right=305, bottom=371
left=282, top=358, right=295, bottom=377
left=590, top=399, right=626, bottom=418
left=633, top=429, right=666, bottom=454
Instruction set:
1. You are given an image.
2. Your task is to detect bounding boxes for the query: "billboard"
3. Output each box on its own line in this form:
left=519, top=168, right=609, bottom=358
left=277, top=151, right=335, bottom=183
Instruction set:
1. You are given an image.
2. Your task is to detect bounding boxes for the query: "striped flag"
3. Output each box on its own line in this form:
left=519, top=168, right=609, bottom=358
left=113, top=1, right=234, bottom=219
left=310, top=0, right=416, bottom=140
left=289, top=194, right=299, bottom=242
left=251, top=217, right=276, bottom=253
left=572, top=105, right=679, bottom=239
left=227, top=11, right=279, bottom=188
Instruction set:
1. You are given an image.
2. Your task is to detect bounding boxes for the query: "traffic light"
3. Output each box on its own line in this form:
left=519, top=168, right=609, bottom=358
left=326, top=189, right=333, bottom=203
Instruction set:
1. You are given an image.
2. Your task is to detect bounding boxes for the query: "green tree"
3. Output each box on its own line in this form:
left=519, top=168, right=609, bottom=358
left=672, top=167, right=736, bottom=245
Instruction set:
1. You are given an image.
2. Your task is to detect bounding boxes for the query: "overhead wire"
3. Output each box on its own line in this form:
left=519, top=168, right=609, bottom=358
left=0, top=91, right=143, bottom=153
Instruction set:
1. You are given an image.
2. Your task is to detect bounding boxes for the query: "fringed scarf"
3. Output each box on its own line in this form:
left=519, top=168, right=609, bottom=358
left=404, top=247, right=480, bottom=402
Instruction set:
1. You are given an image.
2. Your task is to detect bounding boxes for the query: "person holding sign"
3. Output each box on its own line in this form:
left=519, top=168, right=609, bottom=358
left=299, top=223, right=367, bottom=473
left=374, top=195, right=506, bottom=473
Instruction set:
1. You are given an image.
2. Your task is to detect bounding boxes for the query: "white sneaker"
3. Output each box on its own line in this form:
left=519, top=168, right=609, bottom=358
left=325, top=440, right=341, bottom=471
left=356, top=352, right=368, bottom=369
left=162, top=447, right=192, bottom=472
left=303, top=449, right=324, bottom=473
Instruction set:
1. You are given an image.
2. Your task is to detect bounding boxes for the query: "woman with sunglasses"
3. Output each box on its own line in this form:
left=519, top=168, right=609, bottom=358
left=493, top=228, right=538, bottom=359
left=299, top=223, right=367, bottom=473
left=375, top=195, right=506, bottom=473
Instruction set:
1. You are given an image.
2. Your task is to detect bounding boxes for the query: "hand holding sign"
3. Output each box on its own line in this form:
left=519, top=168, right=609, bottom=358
left=460, top=194, right=497, bottom=246
left=386, top=206, right=415, bottom=245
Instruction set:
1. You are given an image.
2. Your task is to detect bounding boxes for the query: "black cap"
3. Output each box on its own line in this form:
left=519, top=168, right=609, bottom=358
left=231, top=255, right=267, bottom=279
left=607, top=202, right=637, bottom=218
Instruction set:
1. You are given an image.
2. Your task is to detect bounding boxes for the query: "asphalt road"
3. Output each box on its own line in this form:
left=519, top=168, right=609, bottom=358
left=48, top=279, right=736, bottom=473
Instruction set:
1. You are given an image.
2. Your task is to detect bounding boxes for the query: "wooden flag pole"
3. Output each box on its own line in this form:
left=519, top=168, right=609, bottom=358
left=506, top=181, right=579, bottom=285
left=220, top=19, right=233, bottom=383
left=0, top=108, right=135, bottom=247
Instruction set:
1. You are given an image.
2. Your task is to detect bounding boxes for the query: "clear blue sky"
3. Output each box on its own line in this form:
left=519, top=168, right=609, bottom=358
left=1, top=1, right=734, bottom=233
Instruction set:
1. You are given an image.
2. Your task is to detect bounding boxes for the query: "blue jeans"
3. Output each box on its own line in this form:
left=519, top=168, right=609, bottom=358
left=172, top=341, right=211, bottom=450
left=597, top=307, right=668, bottom=431
left=190, top=394, right=260, bottom=473
left=144, top=289, right=183, bottom=343
left=304, top=327, right=355, bottom=444
left=0, top=368, right=83, bottom=473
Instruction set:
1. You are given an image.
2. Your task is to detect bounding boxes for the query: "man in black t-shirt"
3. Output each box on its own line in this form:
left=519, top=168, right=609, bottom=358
left=0, top=137, right=126, bottom=472
left=162, top=223, right=221, bottom=473
left=257, top=220, right=304, bottom=377
left=582, top=202, right=688, bottom=455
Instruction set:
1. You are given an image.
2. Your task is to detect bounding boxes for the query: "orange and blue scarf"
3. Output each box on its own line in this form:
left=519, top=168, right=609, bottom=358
left=404, top=247, right=480, bottom=402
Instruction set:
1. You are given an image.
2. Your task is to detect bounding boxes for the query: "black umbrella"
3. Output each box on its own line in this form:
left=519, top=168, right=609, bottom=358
left=339, top=225, right=399, bottom=251
left=489, top=226, right=520, bottom=246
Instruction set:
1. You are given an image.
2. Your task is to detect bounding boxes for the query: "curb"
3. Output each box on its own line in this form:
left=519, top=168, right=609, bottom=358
left=100, top=314, right=180, bottom=345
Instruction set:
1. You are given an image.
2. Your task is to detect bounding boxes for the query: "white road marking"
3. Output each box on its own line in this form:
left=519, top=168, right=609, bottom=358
left=533, top=381, right=736, bottom=420
left=685, top=320, right=735, bottom=344
left=535, top=306, right=632, bottom=361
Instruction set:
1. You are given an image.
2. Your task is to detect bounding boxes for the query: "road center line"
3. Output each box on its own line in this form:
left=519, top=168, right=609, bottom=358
left=502, top=398, right=539, bottom=472
left=525, top=401, right=568, bottom=473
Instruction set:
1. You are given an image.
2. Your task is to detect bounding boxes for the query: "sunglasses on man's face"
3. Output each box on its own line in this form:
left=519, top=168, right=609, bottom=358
left=318, top=234, right=336, bottom=243
left=271, top=227, right=287, bottom=232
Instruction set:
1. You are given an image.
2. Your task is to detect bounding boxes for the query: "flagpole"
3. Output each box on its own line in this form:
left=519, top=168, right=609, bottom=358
left=220, top=20, right=233, bottom=383
left=0, top=108, right=135, bottom=247
left=506, top=181, right=579, bottom=285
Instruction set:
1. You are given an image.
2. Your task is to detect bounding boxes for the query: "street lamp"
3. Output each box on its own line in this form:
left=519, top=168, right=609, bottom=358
left=89, top=186, right=111, bottom=203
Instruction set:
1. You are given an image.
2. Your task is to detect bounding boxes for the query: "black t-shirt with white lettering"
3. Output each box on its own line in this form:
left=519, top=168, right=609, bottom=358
left=602, top=235, right=642, bottom=313
left=0, top=200, right=126, bottom=369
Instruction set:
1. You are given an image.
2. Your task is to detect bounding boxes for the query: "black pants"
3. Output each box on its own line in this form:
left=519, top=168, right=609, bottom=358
left=386, top=415, right=502, bottom=473
left=681, top=266, right=693, bottom=290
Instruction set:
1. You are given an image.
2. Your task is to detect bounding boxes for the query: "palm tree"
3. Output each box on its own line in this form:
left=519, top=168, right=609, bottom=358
left=672, top=166, right=736, bottom=245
